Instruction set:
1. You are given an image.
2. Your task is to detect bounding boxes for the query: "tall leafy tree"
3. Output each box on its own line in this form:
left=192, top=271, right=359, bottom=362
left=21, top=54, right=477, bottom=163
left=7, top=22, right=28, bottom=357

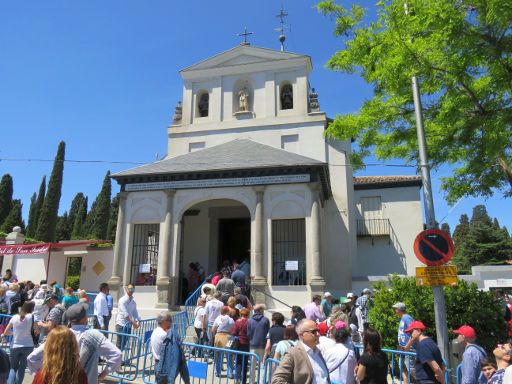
left=1, top=199, right=24, bottom=233
left=440, top=222, right=451, bottom=235
left=55, top=212, right=70, bottom=241
left=67, top=193, right=87, bottom=235
left=26, top=176, right=46, bottom=238
left=26, top=193, right=37, bottom=236
left=452, top=206, right=512, bottom=273
left=317, top=0, right=512, bottom=203
left=0, top=174, right=14, bottom=226
left=35, top=141, right=65, bottom=242
left=71, top=200, right=87, bottom=239
left=107, top=193, right=120, bottom=242
left=84, top=171, right=111, bottom=239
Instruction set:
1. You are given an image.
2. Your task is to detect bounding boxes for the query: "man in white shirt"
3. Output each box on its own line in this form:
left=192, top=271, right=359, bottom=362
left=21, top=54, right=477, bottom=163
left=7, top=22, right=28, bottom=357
left=115, top=284, right=140, bottom=350
left=94, top=282, right=110, bottom=330
left=203, top=291, right=224, bottom=345
left=151, top=311, right=173, bottom=362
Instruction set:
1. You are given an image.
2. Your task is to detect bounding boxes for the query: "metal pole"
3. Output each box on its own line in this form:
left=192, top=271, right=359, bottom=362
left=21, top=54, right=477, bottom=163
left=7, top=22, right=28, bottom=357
left=411, top=75, right=450, bottom=361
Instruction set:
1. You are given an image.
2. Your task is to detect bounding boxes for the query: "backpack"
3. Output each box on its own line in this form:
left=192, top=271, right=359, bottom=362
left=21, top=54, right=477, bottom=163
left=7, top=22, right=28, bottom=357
left=9, top=293, right=21, bottom=315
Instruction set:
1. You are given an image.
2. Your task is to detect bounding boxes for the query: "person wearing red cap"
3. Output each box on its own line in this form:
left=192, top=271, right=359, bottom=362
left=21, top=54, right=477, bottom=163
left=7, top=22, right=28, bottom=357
left=454, top=325, right=487, bottom=384
left=405, top=320, right=445, bottom=384
left=317, top=322, right=335, bottom=353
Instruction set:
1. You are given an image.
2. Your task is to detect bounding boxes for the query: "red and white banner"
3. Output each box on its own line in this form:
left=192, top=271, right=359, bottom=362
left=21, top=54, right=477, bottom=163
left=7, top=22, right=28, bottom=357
left=0, top=243, right=51, bottom=255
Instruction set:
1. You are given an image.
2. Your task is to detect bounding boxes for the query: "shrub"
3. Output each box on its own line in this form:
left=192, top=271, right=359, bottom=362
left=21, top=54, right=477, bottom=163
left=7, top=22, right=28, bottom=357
left=66, top=275, right=80, bottom=290
left=369, top=275, right=507, bottom=353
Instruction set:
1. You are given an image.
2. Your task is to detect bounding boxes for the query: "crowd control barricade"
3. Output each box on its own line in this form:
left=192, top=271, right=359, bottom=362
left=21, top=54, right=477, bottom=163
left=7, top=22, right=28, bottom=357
left=0, top=314, right=12, bottom=353
left=100, top=330, right=142, bottom=382
left=262, top=358, right=280, bottom=384
left=172, top=311, right=189, bottom=340
left=143, top=341, right=262, bottom=384
left=455, top=363, right=462, bottom=384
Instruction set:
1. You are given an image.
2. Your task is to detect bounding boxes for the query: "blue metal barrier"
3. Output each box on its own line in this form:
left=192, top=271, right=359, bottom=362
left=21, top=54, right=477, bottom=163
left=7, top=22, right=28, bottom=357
left=0, top=314, right=13, bottom=352
left=143, top=341, right=262, bottom=384
left=172, top=311, right=189, bottom=340
left=100, top=330, right=142, bottom=382
left=263, top=358, right=280, bottom=384
left=455, top=363, right=462, bottom=384
left=184, top=274, right=213, bottom=325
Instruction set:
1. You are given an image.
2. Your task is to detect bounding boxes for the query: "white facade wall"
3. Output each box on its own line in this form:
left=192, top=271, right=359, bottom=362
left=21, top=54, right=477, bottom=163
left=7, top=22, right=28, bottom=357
left=354, top=186, right=423, bottom=282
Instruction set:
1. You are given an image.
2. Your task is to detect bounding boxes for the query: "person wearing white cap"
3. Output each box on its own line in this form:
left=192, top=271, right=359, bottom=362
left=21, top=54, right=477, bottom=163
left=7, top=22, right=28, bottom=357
left=355, top=289, right=371, bottom=339
left=393, top=302, right=415, bottom=384
left=321, top=292, right=333, bottom=319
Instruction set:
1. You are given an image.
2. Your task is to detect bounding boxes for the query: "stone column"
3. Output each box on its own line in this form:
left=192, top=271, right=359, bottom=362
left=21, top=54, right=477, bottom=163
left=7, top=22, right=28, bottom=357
left=3, top=227, right=25, bottom=275
left=108, top=192, right=127, bottom=304
left=156, top=190, right=175, bottom=308
left=309, top=188, right=326, bottom=296
left=251, top=187, right=267, bottom=304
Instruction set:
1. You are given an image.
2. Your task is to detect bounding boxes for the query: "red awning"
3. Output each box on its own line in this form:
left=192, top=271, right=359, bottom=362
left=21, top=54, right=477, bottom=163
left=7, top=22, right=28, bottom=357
left=0, top=240, right=111, bottom=255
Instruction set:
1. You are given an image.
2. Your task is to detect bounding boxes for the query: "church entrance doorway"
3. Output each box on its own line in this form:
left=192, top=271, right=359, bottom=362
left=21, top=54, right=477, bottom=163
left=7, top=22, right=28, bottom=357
left=178, top=199, right=251, bottom=303
left=218, top=218, right=250, bottom=270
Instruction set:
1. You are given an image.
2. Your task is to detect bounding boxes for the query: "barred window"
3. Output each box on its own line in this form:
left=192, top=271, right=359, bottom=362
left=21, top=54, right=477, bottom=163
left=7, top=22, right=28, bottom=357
left=131, top=224, right=159, bottom=286
left=272, top=219, right=306, bottom=286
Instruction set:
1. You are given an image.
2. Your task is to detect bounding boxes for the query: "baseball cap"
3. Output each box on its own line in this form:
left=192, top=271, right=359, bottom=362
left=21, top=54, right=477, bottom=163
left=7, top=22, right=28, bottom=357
left=453, top=325, right=476, bottom=339
left=317, top=322, right=329, bottom=336
left=362, top=288, right=371, bottom=294
left=324, top=292, right=332, bottom=297
left=392, top=302, right=406, bottom=311
left=404, top=320, right=426, bottom=333
left=346, top=292, right=354, bottom=298
left=44, top=294, right=59, bottom=304
left=65, top=303, right=88, bottom=322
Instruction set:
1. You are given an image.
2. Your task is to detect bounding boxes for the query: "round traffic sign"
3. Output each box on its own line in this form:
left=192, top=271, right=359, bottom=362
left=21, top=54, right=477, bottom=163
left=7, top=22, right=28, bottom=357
left=413, top=229, right=454, bottom=266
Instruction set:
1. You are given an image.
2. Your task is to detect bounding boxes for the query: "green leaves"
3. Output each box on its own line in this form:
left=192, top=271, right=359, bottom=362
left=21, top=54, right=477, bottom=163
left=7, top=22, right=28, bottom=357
left=318, top=0, right=512, bottom=203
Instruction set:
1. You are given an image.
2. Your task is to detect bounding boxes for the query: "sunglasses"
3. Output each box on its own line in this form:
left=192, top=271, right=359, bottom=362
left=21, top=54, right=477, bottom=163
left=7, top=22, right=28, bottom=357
left=303, top=329, right=320, bottom=335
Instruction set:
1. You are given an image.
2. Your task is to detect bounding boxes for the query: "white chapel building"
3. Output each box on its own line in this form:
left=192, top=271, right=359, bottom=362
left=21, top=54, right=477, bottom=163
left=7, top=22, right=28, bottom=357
left=109, top=44, right=424, bottom=309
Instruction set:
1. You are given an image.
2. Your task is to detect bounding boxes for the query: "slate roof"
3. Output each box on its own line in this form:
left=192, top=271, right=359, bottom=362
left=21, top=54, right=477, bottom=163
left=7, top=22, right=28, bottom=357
left=353, top=175, right=422, bottom=190
left=112, top=139, right=325, bottom=178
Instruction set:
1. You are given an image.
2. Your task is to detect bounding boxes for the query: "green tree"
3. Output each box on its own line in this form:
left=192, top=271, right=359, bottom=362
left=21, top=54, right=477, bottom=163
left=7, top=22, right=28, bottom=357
left=0, top=174, right=14, bottom=226
left=370, top=275, right=507, bottom=353
left=107, top=193, right=120, bottom=242
left=87, top=171, right=111, bottom=240
left=55, top=212, right=70, bottom=241
left=440, top=222, right=451, bottom=235
left=26, top=176, right=46, bottom=238
left=452, top=214, right=471, bottom=273
left=452, top=206, right=512, bottom=272
left=317, top=0, right=512, bottom=203
left=71, top=200, right=87, bottom=239
left=1, top=199, right=24, bottom=233
left=35, top=141, right=65, bottom=242
left=67, top=193, right=87, bottom=235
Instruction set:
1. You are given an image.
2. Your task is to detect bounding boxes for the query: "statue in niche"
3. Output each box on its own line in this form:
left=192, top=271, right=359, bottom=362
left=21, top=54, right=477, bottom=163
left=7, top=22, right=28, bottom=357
left=198, top=93, right=209, bottom=117
left=281, top=84, right=293, bottom=110
left=238, top=87, right=249, bottom=112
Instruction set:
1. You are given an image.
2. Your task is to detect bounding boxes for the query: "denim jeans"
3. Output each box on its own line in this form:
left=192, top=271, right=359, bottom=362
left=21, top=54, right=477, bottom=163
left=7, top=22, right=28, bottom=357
left=8, top=346, right=33, bottom=384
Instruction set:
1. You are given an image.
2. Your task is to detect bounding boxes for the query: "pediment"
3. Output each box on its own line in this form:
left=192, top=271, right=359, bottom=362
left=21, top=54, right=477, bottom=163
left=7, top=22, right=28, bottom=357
left=181, top=45, right=310, bottom=72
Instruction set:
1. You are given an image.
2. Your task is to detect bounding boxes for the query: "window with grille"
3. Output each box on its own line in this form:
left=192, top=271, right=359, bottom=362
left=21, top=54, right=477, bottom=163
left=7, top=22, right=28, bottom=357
left=272, top=219, right=306, bottom=286
left=131, top=224, right=159, bottom=286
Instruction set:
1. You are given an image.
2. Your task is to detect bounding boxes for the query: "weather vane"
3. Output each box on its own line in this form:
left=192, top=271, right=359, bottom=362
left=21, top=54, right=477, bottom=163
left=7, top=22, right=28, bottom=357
left=237, top=27, right=254, bottom=46
left=275, top=7, right=291, bottom=51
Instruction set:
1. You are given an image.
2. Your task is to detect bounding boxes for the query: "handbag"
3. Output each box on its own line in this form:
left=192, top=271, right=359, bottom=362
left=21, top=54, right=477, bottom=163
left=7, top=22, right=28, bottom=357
left=30, top=314, right=38, bottom=346
left=225, top=336, right=240, bottom=350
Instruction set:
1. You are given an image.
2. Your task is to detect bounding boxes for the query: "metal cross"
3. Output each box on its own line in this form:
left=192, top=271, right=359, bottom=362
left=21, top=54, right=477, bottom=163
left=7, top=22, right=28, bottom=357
left=276, top=7, right=288, bottom=30
left=237, top=27, right=254, bottom=45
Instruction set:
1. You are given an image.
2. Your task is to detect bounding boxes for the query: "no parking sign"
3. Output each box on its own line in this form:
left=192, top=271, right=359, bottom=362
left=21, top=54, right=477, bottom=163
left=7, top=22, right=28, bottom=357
left=413, top=229, right=454, bottom=266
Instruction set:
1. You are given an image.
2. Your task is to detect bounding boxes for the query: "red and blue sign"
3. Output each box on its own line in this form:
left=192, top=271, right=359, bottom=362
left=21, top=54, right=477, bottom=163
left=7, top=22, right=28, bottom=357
left=413, top=229, right=454, bottom=266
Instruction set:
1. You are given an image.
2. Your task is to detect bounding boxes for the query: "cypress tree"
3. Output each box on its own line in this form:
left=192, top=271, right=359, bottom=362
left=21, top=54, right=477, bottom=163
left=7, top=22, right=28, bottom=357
left=441, top=222, right=451, bottom=235
left=27, top=176, right=47, bottom=238
left=71, top=200, right=87, bottom=239
left=68, top=193, right=87, bottom=235
left=83, top=171, right=111, bottom=239
left=26, top=193, right=37, bottom=236
left=1, top=199, right=24, bottom=233
left=452, top=214, right=471, bottom=273
left=0, top=174, right=14, bottom=226
left=55, top=212, right=70, bottom=241
left=107, top=193, right=120, bottom=242
left=35, top=141, right=65, bottom=242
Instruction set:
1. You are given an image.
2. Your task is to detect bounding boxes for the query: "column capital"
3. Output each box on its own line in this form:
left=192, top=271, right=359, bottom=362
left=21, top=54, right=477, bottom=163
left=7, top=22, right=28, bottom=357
left=164, top=189, right=176, bottom=198
left=119, top=191, right=129, bottom=201
left=253, top=186, right=266, bottom=194
left=309, top=183, right=322, bottom=194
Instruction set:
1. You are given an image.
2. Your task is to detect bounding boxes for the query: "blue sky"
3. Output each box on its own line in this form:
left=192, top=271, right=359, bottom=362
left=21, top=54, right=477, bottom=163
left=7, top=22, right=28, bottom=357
left=0, top=0, right=510, bottom=234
